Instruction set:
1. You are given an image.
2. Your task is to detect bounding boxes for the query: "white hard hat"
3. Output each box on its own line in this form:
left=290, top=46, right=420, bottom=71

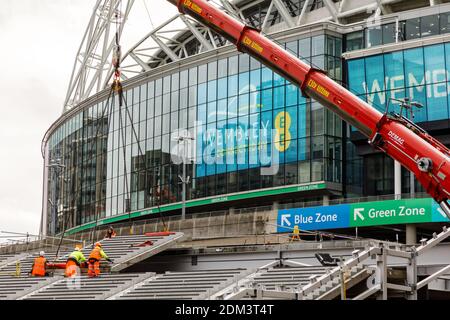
left=39, top=251, right=45, bottom=257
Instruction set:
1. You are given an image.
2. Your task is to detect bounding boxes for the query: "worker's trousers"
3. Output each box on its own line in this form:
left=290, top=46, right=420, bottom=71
left=65, top=260, right=79, bottom=278
left=88, top=259, right=100, bottom=277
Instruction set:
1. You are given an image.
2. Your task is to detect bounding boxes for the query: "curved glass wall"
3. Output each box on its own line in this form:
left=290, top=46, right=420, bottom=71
left=46, top=34, right=343, bottom=234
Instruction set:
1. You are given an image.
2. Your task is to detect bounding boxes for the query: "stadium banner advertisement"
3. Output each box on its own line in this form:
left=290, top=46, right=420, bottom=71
left=277, top=198, right=450, bottom=232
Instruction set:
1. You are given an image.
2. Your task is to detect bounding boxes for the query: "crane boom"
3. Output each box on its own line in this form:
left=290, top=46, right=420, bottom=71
left=166, top=0, right=450, bottom=218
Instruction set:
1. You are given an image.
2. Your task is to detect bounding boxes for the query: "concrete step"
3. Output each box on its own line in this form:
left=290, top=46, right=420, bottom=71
left=112, top=268, right=248, bottom=300
left=21, top=273, right=153, bottom=300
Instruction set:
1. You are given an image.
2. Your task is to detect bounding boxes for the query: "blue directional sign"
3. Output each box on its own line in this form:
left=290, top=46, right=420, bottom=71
left=277, top=204, right=350, bottom=232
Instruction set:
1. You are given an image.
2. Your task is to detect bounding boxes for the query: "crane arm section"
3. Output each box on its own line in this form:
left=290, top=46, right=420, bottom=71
left=166, top=0, right=450, bottom=217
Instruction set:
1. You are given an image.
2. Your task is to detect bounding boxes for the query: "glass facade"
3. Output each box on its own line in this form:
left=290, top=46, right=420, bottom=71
left=46, top=34, right=343, bottom=234
left=348, top=42, right=450, bottom=122
left=345, top=12, right=450, bottom=52
left=347, top=42, right=450, bottom=196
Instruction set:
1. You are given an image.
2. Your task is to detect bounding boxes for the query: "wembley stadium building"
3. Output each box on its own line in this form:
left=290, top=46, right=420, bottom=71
left=41, top=0, right=450, bottom=240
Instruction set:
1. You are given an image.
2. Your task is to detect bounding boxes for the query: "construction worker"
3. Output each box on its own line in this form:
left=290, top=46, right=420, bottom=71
left=88, top=242, right=112, bottom=278
left=65, top=246, right=86, bottom=278
left=31, top=251, right=48, bottom=277
left=291, top=225, right=301, bottom=241
left=105, top=226, right=117, bottom=239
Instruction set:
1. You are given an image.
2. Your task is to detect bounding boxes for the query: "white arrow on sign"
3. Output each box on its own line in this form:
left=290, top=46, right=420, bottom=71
left=281, top=214, right=292, bottom=227
left=354, top=208, right=365, bottom=221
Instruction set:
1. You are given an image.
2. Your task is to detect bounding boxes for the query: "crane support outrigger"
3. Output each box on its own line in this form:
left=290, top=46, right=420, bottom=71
left=166, top=0, right=450, bottom=218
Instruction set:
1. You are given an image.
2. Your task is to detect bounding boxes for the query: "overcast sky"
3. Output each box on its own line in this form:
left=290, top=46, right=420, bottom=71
left=0, top=0, right=176, bottom=241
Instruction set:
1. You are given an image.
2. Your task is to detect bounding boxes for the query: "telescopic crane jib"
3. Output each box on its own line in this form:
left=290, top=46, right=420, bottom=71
left=165, top=0, right=450, bottom=218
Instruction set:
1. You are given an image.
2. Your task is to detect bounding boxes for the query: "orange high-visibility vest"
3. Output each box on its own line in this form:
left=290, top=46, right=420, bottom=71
left=89, top=247, right=102, bottom=260
left=31, top=257, right=47, bottom=276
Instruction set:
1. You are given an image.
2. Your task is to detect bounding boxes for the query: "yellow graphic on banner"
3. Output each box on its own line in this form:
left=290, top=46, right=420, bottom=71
left=274, top=111, right=292, bottom=152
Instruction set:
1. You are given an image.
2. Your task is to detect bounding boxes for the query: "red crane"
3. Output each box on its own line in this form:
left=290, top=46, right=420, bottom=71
left=166, top=0, right=450, bottom=218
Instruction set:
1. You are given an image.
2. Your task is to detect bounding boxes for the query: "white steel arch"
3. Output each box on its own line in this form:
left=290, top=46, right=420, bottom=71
left=64, top=0, right=443, bottom=113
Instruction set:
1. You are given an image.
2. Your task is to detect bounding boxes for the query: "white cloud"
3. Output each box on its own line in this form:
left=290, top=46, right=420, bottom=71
left=0, top=0, right=176, bottom=241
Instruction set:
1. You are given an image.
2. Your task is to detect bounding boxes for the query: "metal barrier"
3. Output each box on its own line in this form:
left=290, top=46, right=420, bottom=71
left=0, top=236, right=83, bottom=255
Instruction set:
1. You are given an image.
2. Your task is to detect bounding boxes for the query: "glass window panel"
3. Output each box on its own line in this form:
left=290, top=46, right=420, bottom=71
left=155, top=79, right=162, bottom=96
left=148, top=81, right=155, bottom=99
left=188, top=106, right=197, bottom=125
left=239, top=54, right=250, bottom=72
left=179, top=108, right=188, bottom=129
left=218, top=58, right=228, bottom=77
left=298, top=103, right=308, bottom=138
left=273, top=86, right=285, bottom=109
left=405, top=18, right=421, bottom=40
left=155, top=96, right=162, bottom=116
left=140, top=84, right=147, bottom=102
left=163, top=75, right=171, bottom=94
left=286, top=105, right=297, bottom=140
left=218, top=77, right=228, bottom=100
left=261, top=88, right=272, bottom=112
left=299, top=37, right=311, bottom=58
left=229, top=56, right=239, bottom=75
left=364, top=55, right=385, bottom=110
left=312, top=35, right=325, bottom=56
left=239, top=94, right=249, bottom=117
left=171, top=91, right=179, bottom=112
left=207, top=101, right=217, bottom=123
left=250, top=57, right=261, bottom=70
left=170, top=111, right=178, bottom=131
left=261, top=67, right=273, bottom=89
left=154, top=116, right=162, bottom=136
left=348, top=59, right=365, bottom=94
left=162, top=93, right=170, bottom=114
left=326, top=36, right=335, bottom=56
left=208, top=61, right=217, bottom=80
left=366, top=26, right=382, bottom=48
left=311, top=56, right=324, bottom=70
left=250, top=69, right=261, bottom=92
left=188, top=86, right=197, bottom=106
left=286, top=40, right=298, bottom=56
left=180, top=88, right=188, bottom=109
left=198, top=64, right=207, bottom=83
left=421, top=14, right=439, bottom=37
left=189, top=67, right=198, bottom=86
left=198, top=83, right=207, bottom=104
left=384, top=51, right=405, bottom=91
left=239, top=71, right=250, bottom=94
left=424, top=44, right=445, bottom=85
left=207, top=80, right=217, bottom=102
left=228, top=96, right=238, bottom=119
left=311, top=102, right=324, bottom=135
left=217, top=99, right=227, bottom=122
left=198, top=104, right=207, bottom=124
left=228, top=74, right=238, bottom=96
left=335, top=37, right=342, bottom=56
left=171, top=73, right=179, bottom=92
left=180, top=70, right=188, bottom=88
left=440, top=13, right=450, bottom=34
left=346, top=31, right=364, bottom=51
left=382, top=23, right=396, bottom=45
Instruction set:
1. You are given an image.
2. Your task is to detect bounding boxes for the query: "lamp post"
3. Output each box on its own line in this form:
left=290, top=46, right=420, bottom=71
left=175, top=135, right=194, bottom=221
left=47, top=158, right=66, bottom=235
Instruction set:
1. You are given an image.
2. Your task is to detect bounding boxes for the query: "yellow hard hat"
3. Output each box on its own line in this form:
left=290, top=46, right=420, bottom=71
left=95, top=242, right=102, bottom=248
left=75, top=246, right=81, bottom=251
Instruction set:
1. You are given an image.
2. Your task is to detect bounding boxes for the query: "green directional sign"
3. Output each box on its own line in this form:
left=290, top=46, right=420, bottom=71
left=349, top=198, right=432, bottom=227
